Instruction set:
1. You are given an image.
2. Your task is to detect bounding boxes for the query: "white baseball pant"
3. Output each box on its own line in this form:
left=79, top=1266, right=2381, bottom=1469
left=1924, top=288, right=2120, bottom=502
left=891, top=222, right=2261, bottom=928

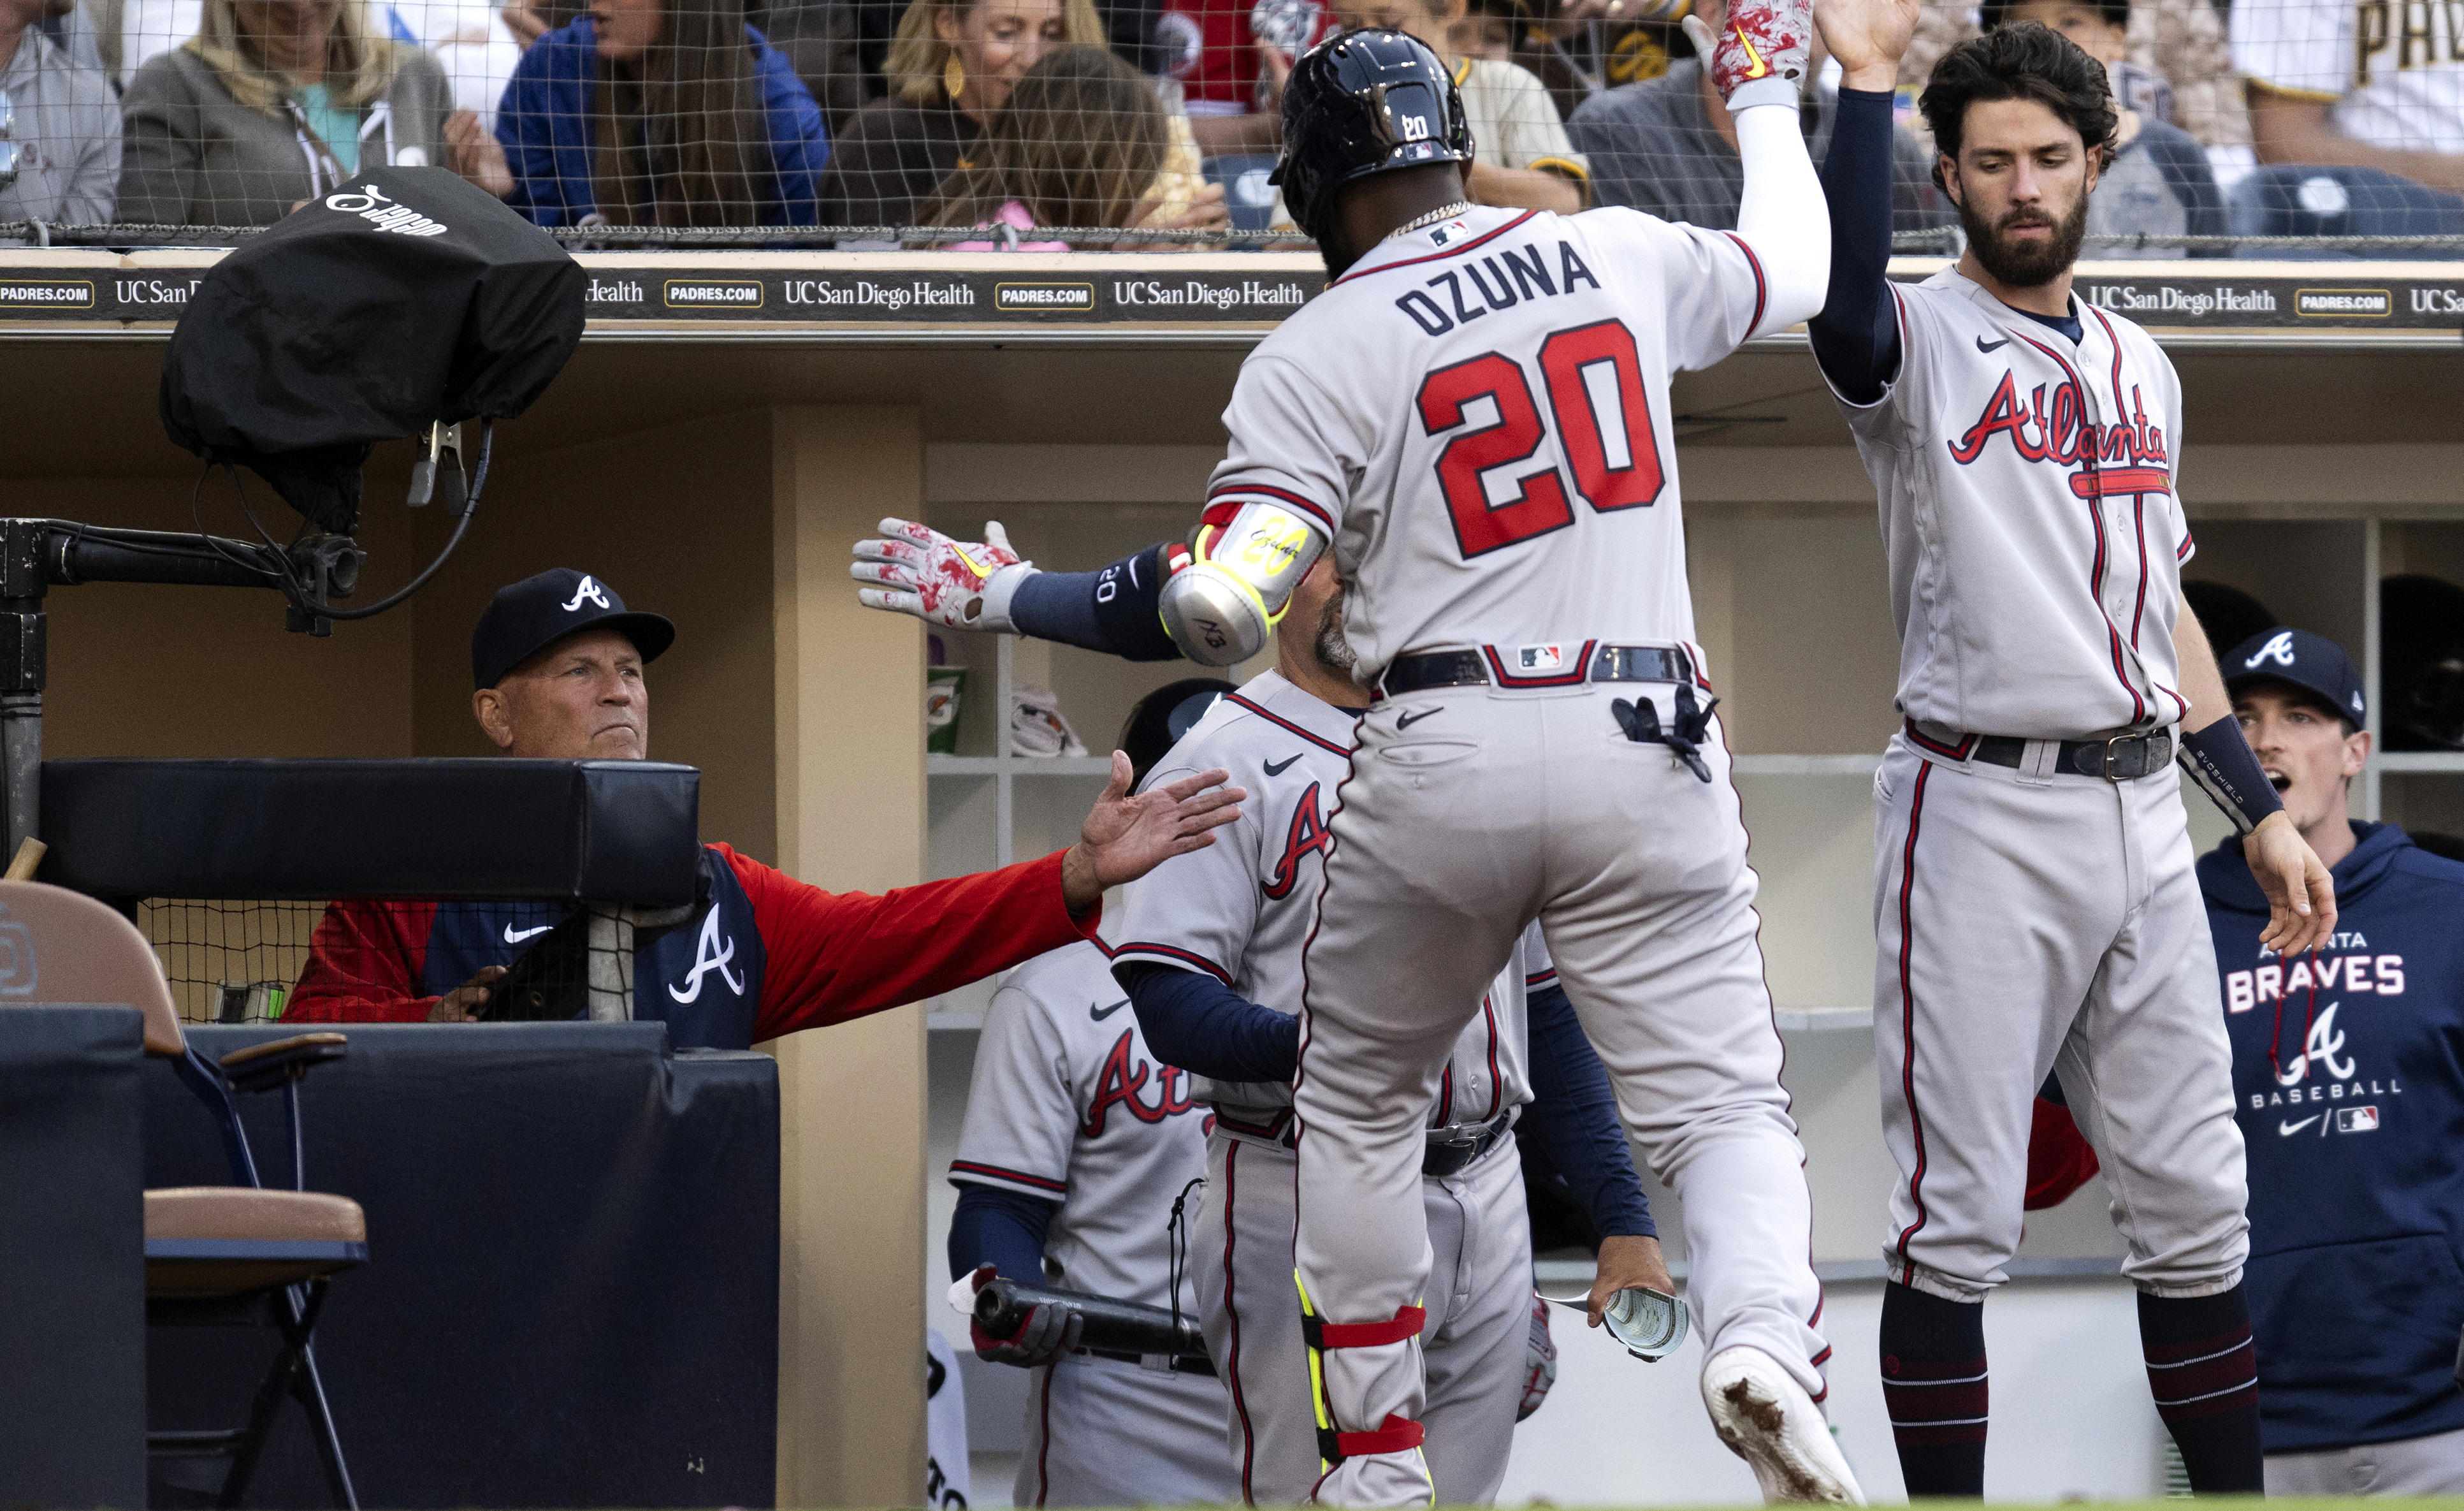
left=1870, top=732, right=2250, bottom=1301
left=1015, top=1351, right=1236, bottom=1507
left=1196, top=1127, right=1531, bottom=1505
left=1291, top=682, right=1830, bottom=1507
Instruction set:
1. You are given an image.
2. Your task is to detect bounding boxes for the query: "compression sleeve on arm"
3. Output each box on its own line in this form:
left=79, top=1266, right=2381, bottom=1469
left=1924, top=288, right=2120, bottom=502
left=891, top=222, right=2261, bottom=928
left=2177, top=716, right=2286, bottom=834
left=1518, top=984, right=1656, bottom=1239
left=1115, top=960, right=1301, bottom=1084
left=1730, top=99, right=1831, bottom=335
left=1806, top=85, right=1902, bottom=404
left=947, top=1183, right=1058, bottom=1283
left=1006, top=541, right=1186, bottom=662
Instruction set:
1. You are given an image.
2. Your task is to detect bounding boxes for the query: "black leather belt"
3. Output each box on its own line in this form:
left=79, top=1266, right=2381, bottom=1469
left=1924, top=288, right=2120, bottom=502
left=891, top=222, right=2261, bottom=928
left=1086, top=1348, right=1217, bottom=1378
left=1423, top=1110, right=1513, bottom=1179
left=1381, top=644, right=1694, bottom=697
left=1936, top=725, right=2176, bottom=781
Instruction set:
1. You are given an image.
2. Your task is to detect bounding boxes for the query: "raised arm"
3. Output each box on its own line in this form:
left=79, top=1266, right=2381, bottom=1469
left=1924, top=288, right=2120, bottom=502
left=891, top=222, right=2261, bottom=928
left=852, top=519, right=1187, bottom=660
left=1806, top=0, right=1920, bottom=402
left=1681, top=0, right=1832, bottom=333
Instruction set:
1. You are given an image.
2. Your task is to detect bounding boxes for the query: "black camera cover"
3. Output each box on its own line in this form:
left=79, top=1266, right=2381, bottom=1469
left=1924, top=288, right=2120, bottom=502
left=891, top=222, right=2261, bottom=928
left=159, top=166, right=586, bottom=535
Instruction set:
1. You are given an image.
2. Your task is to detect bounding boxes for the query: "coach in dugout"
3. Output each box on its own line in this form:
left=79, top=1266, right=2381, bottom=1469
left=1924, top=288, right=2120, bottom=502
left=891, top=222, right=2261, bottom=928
left=2036, top=627, right=2464, bottom=1494
left=286, top=567, right=1242, bottom=1048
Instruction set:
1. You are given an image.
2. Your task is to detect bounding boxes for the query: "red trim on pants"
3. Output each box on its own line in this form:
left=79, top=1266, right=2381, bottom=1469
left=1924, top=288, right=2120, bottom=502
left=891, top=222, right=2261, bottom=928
left=1221, top=1139, right=1259, bottom=1503
left=1892, top=760, right=1937, bottom=1264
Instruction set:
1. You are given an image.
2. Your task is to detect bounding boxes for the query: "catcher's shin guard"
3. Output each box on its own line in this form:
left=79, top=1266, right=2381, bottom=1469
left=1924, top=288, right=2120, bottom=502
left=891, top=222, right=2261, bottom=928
left=1296, top=1273, right=1429, bottom=1471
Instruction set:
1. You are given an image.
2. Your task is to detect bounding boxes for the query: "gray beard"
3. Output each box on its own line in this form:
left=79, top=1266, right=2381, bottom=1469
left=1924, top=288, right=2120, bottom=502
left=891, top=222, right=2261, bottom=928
left=1312, top=597, right=1356, bottom=678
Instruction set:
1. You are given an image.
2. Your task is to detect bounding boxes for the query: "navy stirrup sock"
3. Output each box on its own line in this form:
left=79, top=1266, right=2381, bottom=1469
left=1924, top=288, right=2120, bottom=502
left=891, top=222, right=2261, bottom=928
left=2139, top=1285, right=2263, bottom=1493
left=1880, top=1281, right=1989, bottom=1496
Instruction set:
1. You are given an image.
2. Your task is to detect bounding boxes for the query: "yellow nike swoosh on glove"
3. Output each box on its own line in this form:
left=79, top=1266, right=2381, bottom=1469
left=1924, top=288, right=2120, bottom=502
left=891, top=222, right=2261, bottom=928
left=950, top=545, right=999, bottom=579
left=1734, top=23, right=1768, bottom=77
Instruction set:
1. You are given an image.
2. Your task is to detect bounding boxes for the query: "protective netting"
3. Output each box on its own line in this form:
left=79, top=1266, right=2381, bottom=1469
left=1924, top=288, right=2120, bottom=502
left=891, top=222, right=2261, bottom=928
left=1, top=0, right=2460, bottom=254
left=143, top=896, right=609, bottom=1023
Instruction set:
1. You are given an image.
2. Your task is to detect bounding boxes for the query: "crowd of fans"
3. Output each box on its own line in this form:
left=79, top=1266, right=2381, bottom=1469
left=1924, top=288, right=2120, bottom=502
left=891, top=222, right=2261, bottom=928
left=0, top=0, right=2460, bottom=242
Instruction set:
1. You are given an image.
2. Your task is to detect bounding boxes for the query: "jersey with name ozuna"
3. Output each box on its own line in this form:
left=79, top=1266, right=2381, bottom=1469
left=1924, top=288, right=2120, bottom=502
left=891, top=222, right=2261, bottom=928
left=1109, top=671, right=1537, bottom=1131
left=949, top=940, right=1211, bottom=1312
left=1205, top=203, right=1773, bottom=680
left=1832, top=267, right=2193, bottom=740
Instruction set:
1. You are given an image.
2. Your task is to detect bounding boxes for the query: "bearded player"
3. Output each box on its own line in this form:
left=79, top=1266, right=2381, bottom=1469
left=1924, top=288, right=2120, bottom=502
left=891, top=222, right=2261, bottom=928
left=1805, top=0, right=2337, bottom=1495
left=855, top=17, right=1857, bottom=1504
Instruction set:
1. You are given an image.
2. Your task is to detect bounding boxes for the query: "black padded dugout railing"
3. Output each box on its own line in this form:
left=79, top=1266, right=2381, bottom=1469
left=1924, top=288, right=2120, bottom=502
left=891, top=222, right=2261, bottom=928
left=40, top=759, right=702, bottom=1025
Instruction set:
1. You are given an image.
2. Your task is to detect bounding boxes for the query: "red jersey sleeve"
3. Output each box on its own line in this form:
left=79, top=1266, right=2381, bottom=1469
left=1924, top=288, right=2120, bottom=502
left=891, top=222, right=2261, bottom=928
left=2023, top=1095, right=2101, bottom=1211
left=287, top=899, right=442, bottom=1023
left=725, top=844, right=1101, bottom=1042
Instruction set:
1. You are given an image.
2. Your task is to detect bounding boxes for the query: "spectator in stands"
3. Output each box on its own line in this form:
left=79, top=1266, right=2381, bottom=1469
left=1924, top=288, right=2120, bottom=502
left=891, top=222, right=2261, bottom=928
left=0, top=0, right=122, bottom=233
left=1567, top=0, right=1948, bottom=229
left=1986, top=6, right=2221, bottom=256
left=1508, top=0, right=1687, bottom=126
left=116, top=0, right=511, bottom=226
left=815, top=0, right=1079, bottom=230
left=495, top=0, right=830, bottom=227
left=1335, top=0, right=1589, bottom=210
left=1156, top=0, right=1314, bottom=156
left=913, top=43, right=1221, bottom=244
left=2234, top=0, right=2464, bottom=194
left=1899, top=0, right=2246, bottom=157
left=287, top=568, right=1244, bottom=1051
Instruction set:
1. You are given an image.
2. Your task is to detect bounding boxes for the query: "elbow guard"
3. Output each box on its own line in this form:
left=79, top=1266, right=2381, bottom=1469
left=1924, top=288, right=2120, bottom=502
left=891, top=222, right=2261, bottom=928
left=1158, top=500, right=1327, bottom=668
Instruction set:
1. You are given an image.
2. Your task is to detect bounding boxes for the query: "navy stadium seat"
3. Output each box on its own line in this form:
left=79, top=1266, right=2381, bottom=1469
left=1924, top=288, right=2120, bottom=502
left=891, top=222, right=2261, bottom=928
left=2227, top=164, right=2464, bottom=259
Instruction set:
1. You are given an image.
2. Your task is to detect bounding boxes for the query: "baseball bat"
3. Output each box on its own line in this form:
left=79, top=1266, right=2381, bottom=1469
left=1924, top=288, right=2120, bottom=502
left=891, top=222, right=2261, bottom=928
left=973, top=1276, right=1209, bottom=1360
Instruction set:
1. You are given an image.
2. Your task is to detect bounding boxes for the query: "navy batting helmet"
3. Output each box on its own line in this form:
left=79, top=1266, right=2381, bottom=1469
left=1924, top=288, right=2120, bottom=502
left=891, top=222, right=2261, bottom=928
left=1119, top=678, right=1241, bottom=791
left=1270, top=28, right=1474, bottom=256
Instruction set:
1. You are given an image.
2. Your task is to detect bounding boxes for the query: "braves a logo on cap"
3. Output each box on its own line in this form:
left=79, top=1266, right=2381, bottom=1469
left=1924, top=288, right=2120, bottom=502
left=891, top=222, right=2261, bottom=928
left=1518, top=644, right=1567, bottom=673
left=2244, top=631, right=2297, bottom=670
left=562, top=575, right=613, bottom=613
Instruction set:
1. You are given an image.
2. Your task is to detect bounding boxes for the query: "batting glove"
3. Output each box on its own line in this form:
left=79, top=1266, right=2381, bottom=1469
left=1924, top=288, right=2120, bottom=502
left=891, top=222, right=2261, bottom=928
left=955, top=1263, right=1084, bottom=1369
left=852, top=518, right=1035, bottom=632
left=1681, top=0, right=1813, bottom=113
left=1517, top=1292, right=1558, bottom=1421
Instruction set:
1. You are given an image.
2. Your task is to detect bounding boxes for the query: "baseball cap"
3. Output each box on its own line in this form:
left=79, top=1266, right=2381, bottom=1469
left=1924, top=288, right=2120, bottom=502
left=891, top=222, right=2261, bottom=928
left=471, top=569, right=676, bottom=690
left=2222, top=627, right=2366, bottom=727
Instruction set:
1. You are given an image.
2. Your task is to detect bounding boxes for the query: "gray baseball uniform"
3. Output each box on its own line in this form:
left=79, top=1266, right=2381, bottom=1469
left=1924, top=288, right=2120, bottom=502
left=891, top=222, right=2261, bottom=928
left=951, top=941, right=1238, bottom=1508
left=1192, top=203, right=1834, bottom=1506
left=1830, top=267, right=2250, bottom=1303
left=1112, top=670, right=1541, bottom=1506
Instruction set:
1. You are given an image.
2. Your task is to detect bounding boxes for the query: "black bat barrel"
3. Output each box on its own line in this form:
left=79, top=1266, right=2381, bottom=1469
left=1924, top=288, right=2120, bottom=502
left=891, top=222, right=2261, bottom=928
left=973, top=1276, right=1209, bottom=1360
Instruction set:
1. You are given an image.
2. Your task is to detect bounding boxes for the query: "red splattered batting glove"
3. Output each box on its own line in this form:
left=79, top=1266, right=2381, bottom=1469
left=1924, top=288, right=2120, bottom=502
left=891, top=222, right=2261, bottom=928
left=1681, top=0, right=1813, bottom=113
left=954, top=1264, right=1084, bottom=1368
left=852, top=518, right=1034, bottom=632
left=1517, top=1292, right=1558, bottom=1421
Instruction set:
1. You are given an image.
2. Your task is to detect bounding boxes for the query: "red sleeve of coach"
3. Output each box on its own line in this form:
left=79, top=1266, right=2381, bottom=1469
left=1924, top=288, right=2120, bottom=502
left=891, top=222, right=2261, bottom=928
left=286, top=898, right=443, bottom=1023
left=728, top=844, right=1101, bottom=1042
left=2023, top=1095, right=2101, bottom=1211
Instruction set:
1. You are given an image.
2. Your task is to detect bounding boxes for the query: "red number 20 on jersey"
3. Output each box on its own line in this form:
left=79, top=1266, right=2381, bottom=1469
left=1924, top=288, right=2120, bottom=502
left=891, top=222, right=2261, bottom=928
left=1414, top=319, right=1665, bottom=559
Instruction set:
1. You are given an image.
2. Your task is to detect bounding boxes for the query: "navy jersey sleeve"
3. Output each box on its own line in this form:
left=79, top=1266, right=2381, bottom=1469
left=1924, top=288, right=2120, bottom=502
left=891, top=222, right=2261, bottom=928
left=1519, top=984, right=1656, bottom=1239
left=1807, top=85, right=1902, bottom=405
left=1008, top=541, right=1185, bottom=662
left=946, top=1183, right=1058, bottom=1283
left=1115, top=960, right=1301, bottom=1083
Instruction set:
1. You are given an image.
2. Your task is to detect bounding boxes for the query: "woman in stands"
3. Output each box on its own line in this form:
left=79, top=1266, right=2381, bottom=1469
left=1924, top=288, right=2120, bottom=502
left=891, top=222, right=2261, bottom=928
left=815, top=0, right=1214, bottom=240
left=914, top=44, right=1217, bottom=247
left=116, top=0, right=512, bottom=226
left=493, top=0, right=832, bottom=226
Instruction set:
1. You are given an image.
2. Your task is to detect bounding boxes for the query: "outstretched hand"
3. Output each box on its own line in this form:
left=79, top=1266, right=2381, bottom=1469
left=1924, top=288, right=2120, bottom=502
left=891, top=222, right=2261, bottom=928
left=1061, top=752, right=1245, bottom=912
left=850, top=517, right=1031, bottom=631
left=1812, top=0, right=1918, bottom=91
left=2247, top=810, right=2338, bottom=958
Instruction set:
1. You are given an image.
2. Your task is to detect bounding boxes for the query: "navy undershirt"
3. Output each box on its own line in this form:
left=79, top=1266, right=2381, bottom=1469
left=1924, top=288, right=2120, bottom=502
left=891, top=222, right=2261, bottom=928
left=948, top=1183, right=1056, bottom=1283
left=1118, top=962, right=1656, bottom=1240
left=1008, top=541, right=1183, bottom=661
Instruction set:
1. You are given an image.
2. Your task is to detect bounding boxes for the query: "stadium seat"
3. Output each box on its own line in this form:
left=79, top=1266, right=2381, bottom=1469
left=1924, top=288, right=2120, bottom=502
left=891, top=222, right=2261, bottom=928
left=2227, top=164, right=2464, bottom=258
left=0, top=881, right=364, bottom=1508
left=1205, top=154, right=1285, bottom=238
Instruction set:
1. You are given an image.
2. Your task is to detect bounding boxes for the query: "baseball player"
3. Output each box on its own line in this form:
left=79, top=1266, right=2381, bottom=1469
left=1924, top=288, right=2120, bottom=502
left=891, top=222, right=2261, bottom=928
left=854, top=22, right=1854, bottom=1502
left=1805, top=3, right=2338, bottom=1495
left=946, top=934, right=1237, bottom=1508
left=1110, top=560, right=1669, bottom=1506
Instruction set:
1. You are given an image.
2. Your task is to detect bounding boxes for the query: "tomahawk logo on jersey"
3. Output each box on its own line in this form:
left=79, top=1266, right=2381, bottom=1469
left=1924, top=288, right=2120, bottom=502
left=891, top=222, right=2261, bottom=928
left=1201, top=203, right=1786, bottom=682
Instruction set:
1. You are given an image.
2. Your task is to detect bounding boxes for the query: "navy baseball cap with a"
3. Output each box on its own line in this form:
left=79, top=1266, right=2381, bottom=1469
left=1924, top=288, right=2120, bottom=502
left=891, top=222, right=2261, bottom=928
left=2222, top=627, right=2367, bottom=728
left=471, top=569, right=676, bottom=690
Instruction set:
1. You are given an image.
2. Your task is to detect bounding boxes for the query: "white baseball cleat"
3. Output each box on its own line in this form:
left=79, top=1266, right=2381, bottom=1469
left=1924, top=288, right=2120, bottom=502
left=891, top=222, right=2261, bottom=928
left=1700, top=1345, right=1866, bottom=1504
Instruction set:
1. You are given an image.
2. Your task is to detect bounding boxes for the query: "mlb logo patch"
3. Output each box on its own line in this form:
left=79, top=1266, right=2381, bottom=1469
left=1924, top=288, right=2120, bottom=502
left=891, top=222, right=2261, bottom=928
left=1518, top=644, right=1567, bottom=673
left=2336, top=1106, right=2380, bottom=1133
